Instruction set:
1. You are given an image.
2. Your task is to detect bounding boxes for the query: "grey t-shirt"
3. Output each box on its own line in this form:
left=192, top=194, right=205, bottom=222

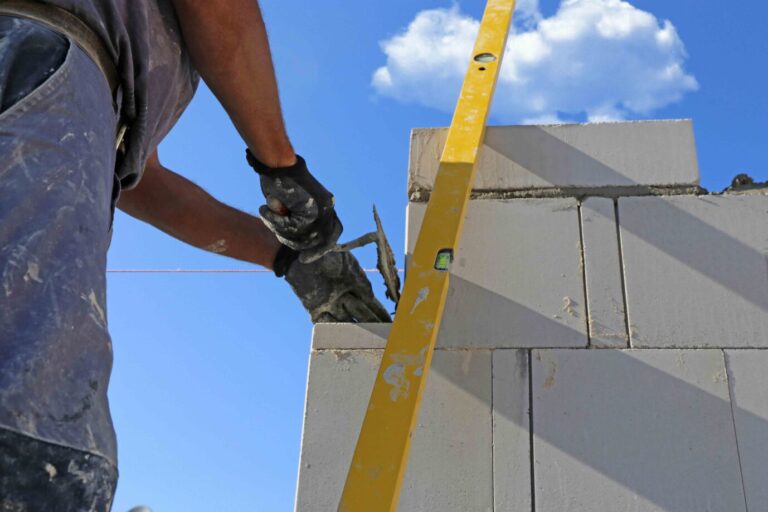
left=41, top=0, right=200, bottom=189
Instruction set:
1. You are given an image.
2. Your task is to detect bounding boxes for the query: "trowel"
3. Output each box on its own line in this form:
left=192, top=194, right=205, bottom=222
left=294, top=206, right=401, bottom=306
left=329, top=206, right=401, bottom=306
left=267, top=197, right=401, bottom=306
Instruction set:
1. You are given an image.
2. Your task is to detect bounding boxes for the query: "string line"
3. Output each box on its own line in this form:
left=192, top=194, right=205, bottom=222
left=107, top=269, right=404, bottom=274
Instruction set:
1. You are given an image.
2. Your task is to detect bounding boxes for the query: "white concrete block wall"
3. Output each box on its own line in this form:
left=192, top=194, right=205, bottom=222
left=404, top=193, right=768, bottom=351
left=296, top=121, right=768, bottom=511
left=409, top=120, right=699, bottom=198
left=298, top=330, right=766, bottom=511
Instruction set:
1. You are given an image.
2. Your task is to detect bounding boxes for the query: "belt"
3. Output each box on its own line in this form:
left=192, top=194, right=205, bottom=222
left=0, top=0, right=119, bottom=96
left=0, top=1, right=126, bottom=148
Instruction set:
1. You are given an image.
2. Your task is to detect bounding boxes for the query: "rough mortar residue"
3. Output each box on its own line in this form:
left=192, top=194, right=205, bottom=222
left=721, top=173, right=768, bottom=195
left=409, top=184, right=707, bottom=202
left=44, top=462, right=57, bottom=480
left=562, top=296, right=578, bottom=318
left=410, top=171, right=764, bottom=202
left=383, top=363, right=409, bottom=401
left=203, top=239, right=228, bottom=253
left=536, top=351, right=558, bottom=390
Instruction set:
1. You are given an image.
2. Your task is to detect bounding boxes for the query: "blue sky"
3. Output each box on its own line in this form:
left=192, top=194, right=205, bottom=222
left=108, top=1, right=767, bottom=510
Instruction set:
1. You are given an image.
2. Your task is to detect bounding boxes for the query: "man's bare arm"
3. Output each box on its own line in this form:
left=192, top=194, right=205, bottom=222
left=170, top=0, right=296, bottom=168
left=163, top=1, right=342, bottom=260
left=118, top=151, right=281, bottom=269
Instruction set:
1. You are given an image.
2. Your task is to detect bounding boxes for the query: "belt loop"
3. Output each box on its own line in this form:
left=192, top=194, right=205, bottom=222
left=113, top=85, right=126, bottom=151
left=115, top=124, right=127, bottom=152
left=0, top=1, right=119, bottom=95
left=0, top=1, right=129, bottom=157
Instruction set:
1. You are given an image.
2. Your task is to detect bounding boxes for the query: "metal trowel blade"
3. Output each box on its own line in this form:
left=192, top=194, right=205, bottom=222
left=372, top=206, right=401, bottom=306
left=298, top=206, right=401, bottom=306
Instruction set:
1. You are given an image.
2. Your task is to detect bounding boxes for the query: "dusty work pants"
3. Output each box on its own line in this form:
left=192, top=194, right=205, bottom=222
left=0, top=16, right=119, bottom=511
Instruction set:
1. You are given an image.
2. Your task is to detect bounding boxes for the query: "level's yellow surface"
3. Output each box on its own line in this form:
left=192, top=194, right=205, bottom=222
left=338, top=1, right=517, bottom=511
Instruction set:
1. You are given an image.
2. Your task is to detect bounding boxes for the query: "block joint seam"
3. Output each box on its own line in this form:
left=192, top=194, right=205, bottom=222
left=613, top=199, right=632, bottom=348
left=723, top=350, right=750, bottom=512
left=614, top=199, right=633, bottom=348
left=490, top=351, right=495, bottom=512
left=528, top=350, right=536, bottom=512
left=576, top=203, right=593, bottom=348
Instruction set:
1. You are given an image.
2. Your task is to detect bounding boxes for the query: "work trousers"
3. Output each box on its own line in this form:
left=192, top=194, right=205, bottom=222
left=0, top=16, right=119, bottom=511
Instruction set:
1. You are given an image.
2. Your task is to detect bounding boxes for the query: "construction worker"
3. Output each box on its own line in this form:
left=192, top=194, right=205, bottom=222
left=0, top=1, right=389, bottom=509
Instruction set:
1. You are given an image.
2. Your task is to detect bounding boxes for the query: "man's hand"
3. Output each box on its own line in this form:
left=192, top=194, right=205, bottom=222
left=119, top=153, right=387, bottom=323
left=274, top=246, right=391, bottom=323
left=247, top=151, right=342, bottom=257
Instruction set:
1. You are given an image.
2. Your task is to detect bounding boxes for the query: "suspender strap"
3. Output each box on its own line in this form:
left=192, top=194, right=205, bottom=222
left=0, top=0, right=119, bottom=95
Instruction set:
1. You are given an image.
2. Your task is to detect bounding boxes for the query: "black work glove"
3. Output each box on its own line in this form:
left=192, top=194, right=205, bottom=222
left=247, top=150, right=342, bottom=261
left=273, top=245, right=391, bottom=323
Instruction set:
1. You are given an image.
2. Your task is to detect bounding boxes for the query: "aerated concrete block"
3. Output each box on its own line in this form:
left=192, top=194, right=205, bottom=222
left=581, top=198, right=629, bottom=348
left=399, top=350, right=492, bottom=511
left=311, top=323, right=390, bottom=350
left=407, top=199, right=587, bottom=348
left=295, top=345, right=494, bottom=511
left=409, top=120, right=699, bottom=198
left=725, top=350, right=768, bottom=510
left=295, top=349, right=379, bottom=512
left=531, top=349, right=746, bottom=512
left=619, top=195, right=768, bottom=348
left=492, top=350, right=531, bottom=511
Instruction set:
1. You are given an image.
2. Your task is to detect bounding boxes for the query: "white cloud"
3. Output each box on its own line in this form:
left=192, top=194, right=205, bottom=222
left=372, top=0, right=698, bottom=123
left=514, top=0, right=542, bottom=28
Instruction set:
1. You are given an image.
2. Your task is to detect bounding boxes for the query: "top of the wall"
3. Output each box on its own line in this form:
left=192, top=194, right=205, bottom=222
left=409, top=119, right=701, bottom=201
